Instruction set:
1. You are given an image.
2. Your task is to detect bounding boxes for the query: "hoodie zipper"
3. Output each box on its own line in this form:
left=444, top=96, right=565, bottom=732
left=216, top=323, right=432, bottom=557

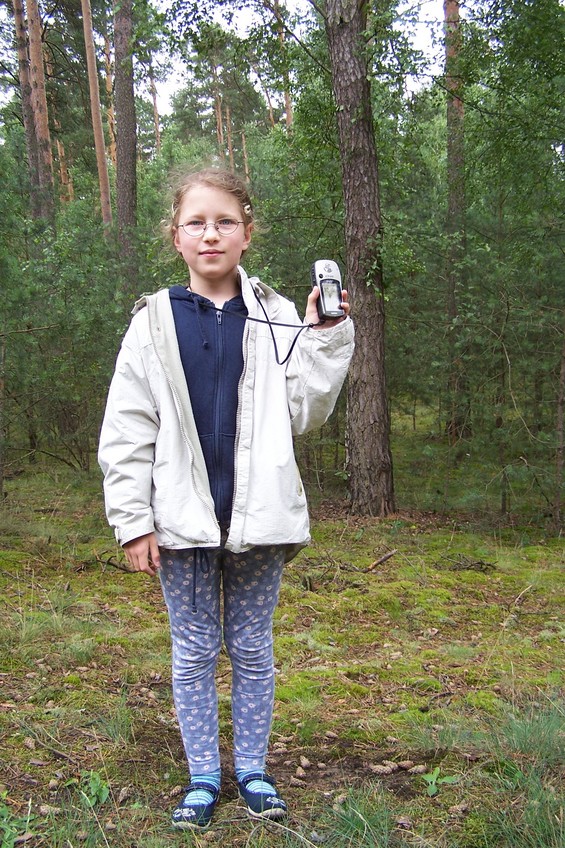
left=213, top=309, right=224, bottom=511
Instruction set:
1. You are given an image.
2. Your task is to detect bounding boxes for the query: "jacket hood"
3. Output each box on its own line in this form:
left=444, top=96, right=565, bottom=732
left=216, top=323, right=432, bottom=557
left=132, top=267, right=289, bottom=322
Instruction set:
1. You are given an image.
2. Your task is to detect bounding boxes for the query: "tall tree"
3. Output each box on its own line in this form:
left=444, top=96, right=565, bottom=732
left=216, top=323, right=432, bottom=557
left=444, top=0, right=468, bottom=442
left=103, top=29, right=117, bottom=166
left=24, top=0, right=54, bottom=222
left=324, top=0, right=394, bottom=516
left=81, top=0, right=112, bottom=228
left=114, top=0, right=138, bottom=287
left=148, top=67, right=161, bottom=153
left=11, top=0, right=41, bottom=217
left=267, top=0, right=293, bottom=127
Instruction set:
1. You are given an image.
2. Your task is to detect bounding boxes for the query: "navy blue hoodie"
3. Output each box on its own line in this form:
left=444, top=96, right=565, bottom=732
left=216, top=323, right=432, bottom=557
left=169, top=285, right=248, bottom=526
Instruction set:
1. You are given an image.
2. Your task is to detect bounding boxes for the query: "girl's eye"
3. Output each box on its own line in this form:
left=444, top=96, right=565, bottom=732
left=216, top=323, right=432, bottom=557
left=219, top=218, right=236, bottom=226
left=188, top=220, right=205, bottom=227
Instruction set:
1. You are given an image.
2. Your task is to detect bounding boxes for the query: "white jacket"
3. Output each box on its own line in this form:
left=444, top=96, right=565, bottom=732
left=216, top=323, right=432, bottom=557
left=98, top=267, right=354, bottom=557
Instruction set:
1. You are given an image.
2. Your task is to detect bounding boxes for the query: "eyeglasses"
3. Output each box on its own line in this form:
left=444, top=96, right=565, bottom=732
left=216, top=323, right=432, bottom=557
left=179, top=219, right=244, bottom=238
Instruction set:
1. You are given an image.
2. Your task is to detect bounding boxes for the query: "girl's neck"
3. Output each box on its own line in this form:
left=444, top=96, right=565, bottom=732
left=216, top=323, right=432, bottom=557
left=187, top=273, right=241, bottom=307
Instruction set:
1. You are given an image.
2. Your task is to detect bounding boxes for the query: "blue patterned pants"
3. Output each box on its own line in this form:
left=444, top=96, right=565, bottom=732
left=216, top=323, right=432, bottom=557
left=159, top=545, right=285, bottom=775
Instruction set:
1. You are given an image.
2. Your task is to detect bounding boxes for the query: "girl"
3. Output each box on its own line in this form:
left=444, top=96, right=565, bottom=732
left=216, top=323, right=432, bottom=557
left=98, top=168, right=354, bottom=830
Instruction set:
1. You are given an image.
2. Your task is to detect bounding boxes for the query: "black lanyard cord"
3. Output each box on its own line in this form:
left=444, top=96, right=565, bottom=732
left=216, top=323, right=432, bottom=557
left=199, top=293, right=326, bottom=366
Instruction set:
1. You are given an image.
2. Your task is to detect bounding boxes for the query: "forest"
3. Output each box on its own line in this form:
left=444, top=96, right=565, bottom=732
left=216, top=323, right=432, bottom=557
left=0, top=0, right=563, bottom=526
left=0, top=1, right=563, bottom=847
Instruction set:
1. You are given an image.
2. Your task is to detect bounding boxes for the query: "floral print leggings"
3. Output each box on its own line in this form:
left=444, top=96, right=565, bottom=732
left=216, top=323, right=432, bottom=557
left=159, top=545, right=285, bottom=776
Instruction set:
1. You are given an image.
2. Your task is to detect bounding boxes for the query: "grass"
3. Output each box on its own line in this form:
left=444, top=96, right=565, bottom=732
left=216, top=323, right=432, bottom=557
left=0, top=456, right=563, bottom=847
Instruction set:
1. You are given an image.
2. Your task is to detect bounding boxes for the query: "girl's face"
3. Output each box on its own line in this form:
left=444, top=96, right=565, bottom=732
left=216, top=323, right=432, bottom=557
left=173, top=185, right=252, bottom=287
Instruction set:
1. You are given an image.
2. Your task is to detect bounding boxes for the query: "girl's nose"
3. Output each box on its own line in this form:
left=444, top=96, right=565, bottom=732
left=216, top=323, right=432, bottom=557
left=202, top=223, right=220, bottom=241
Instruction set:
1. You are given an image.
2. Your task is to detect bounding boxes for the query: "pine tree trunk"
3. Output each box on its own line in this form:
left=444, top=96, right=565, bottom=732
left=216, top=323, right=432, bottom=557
left=43, top=53, right=73, bottom=203
left=114, top=0, right=138, bottom=293
left=104, top=32, right=117, bottom=166
left=212, top=65, right=225, bottom=161
left=55, top=122, right=73, bottom=202
left=12, top=0, right=41, bottom=219
left=444, top=0, right=469, bottom=442
left=26, top=0, right=54, bottom=222
left=554, top=331, right=565, bottom=532
left=0, top=338, right=5, bottom=501
left=241, top=131, right=250, bottom=182
left=324, top=0, right=395, bottom=516
left=252, top=65, right=276, bottom=128
left=269, top=0, right=293, bottom=127
left=149, top=69, right=161, bottom=154
left=225, top=103, right=235, bottom=171
left=81, top=0, right=112, bottom=227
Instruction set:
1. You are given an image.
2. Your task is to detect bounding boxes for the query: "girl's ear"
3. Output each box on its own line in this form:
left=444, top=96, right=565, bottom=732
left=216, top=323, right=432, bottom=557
left=173, top=226, right=182, bottom=252
left=241, top=222, right=253, bottom=253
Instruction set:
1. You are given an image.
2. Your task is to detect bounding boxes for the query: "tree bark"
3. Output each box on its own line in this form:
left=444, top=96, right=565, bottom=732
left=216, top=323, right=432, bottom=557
left=11, top=0, right=41, bottom=219
left=114, top=0, right=138, bottom=293
left=212, top=64, right=225, bottom=161
left=324, top=0, right=394, bottom=516
left=252, top=64, right=276, bottom=128
left=554, top=329, right=565, bottom=532
left=26, top=0, right=55, bottom=222
left=81, top=0, right=113, bottom=228
left=104, top=32, right=117, bottom=166
left=241, top=130, right=250, bottom=182
left=225, top=103, right=235, bottom=171
left=444, top=0, right=469, bottom=442
left=0, top=338, right=5, bottom=500
left=275, top=0, right=293, bottom=127
left=43, top=53, right=74, bottom=204
left=149, top=68, right=161, bottom=154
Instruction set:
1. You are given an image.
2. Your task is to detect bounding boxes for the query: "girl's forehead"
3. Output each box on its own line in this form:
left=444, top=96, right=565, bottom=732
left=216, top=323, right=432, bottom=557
left=179, top=184, right=241, bottom=211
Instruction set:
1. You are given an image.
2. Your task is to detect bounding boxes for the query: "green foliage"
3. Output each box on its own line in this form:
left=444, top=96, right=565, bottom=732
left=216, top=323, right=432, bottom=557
left=1, top=0, right=565, bottom=525
left=0, top=790, right=35, bottom=848
left=422, top=765, right=459, bottom=796
left=0, top=466, right=563, bottom=847
left=326, top=786, right=400, bottom=846
left=79, top=770, right=110, bottom=808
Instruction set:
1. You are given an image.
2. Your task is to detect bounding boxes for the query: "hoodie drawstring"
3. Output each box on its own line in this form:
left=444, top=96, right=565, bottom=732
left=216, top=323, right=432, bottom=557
left=195, top=298, right=210, bottom=349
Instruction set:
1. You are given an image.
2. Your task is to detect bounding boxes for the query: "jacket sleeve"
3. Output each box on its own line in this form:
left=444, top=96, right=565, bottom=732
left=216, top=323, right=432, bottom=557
left=286, top=315, right=354, bottom=436
left=98, top=319, right=160, bottom=546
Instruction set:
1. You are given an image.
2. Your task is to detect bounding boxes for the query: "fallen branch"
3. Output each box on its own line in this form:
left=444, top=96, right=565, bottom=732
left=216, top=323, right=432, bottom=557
left=367, top=549, right=398, bottom=571
left=95, top=552, right=134, bottom=573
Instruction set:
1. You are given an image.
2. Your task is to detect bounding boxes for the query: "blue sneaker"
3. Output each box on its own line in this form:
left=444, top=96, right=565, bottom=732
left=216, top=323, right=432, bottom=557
left=171, top=781, right=220, bottom=830
left=237, top=771, right=288, bottom=820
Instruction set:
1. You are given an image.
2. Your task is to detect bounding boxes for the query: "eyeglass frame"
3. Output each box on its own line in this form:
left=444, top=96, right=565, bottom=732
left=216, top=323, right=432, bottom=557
left=178, top=219, right=245, bottom=238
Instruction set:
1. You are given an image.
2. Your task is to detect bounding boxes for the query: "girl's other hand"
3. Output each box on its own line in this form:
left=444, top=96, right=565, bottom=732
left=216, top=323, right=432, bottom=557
left=306, top=287, right=350, bottom=328
left=123, top=532, right=161, bottom=576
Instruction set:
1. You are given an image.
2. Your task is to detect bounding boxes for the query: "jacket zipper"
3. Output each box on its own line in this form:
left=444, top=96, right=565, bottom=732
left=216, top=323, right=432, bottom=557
left=213, top=310, right=224, bottom=512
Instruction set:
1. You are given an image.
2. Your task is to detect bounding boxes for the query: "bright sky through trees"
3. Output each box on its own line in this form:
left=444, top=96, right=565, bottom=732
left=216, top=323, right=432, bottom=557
left=153, top=0, right=447, bottom=113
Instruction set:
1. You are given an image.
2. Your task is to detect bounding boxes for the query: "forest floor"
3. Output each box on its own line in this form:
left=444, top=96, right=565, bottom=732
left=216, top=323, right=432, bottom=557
left=0, top=466, right=563, bottom=847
